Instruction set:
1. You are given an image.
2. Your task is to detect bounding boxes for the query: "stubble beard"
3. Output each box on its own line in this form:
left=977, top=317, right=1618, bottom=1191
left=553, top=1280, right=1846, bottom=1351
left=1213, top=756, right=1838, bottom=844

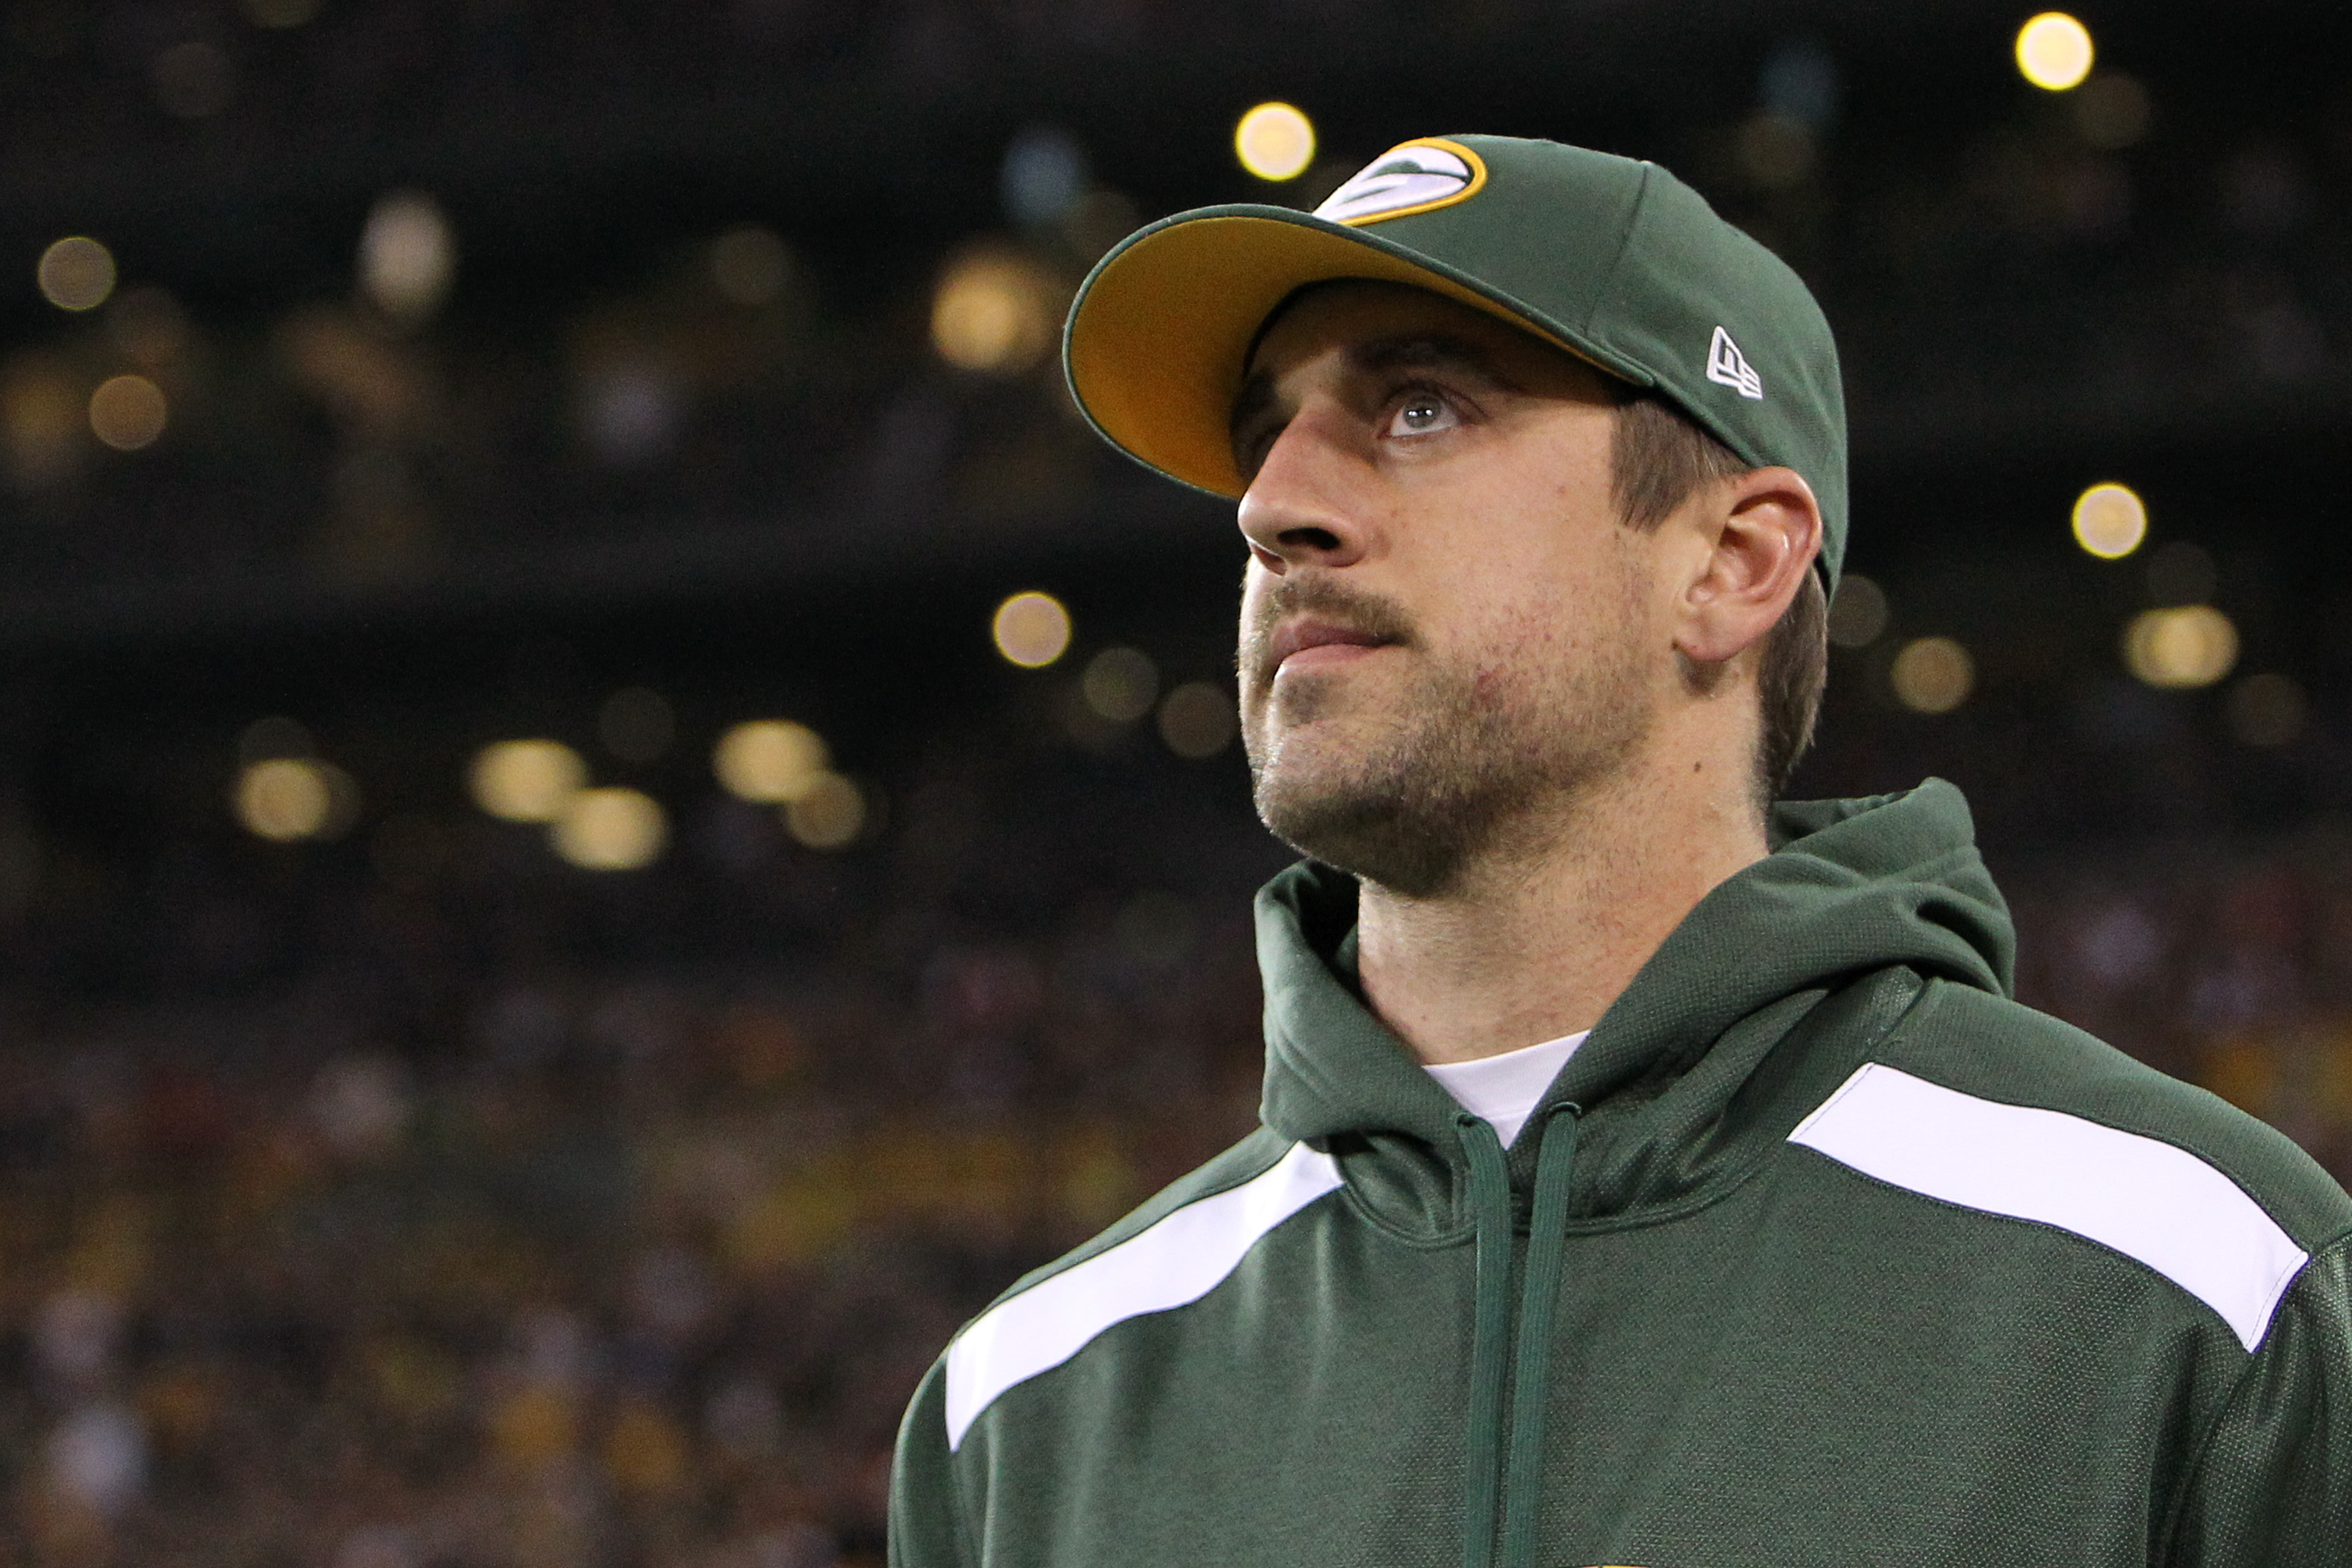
left=1241, top=574, right=1652, bottom=900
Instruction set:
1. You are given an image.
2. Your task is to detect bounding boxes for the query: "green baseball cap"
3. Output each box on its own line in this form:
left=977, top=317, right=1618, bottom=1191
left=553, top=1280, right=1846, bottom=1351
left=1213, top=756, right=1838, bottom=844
left=1061, top=134, right=1849, bottom=588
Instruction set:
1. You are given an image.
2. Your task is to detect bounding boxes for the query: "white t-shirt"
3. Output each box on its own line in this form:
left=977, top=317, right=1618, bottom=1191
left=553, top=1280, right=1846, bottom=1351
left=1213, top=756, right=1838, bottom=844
left=1423, top=1031, right=1592, bottom=1149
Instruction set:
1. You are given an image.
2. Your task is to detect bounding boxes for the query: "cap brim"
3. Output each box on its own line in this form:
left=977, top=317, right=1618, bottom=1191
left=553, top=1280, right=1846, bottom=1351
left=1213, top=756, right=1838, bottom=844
left=1064, top=206, right=1645, bottom=500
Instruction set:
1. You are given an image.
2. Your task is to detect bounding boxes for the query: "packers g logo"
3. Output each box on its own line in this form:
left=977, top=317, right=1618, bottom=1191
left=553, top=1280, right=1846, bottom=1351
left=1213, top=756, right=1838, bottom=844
left=1314, top=137, right=1488, bottom=226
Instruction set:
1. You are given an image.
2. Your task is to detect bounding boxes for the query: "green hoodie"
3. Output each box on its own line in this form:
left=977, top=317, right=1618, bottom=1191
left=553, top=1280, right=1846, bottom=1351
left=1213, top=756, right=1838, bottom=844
left=890, top=782, right=2352, bottom=1567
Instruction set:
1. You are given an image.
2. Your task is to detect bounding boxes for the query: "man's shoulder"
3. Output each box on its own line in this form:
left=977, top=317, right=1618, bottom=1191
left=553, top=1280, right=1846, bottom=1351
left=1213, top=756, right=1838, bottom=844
left=1868, top=981, right=2352, bottom=1251
left=1780, top=979, right=2352, bottom=1354
left=939, top=1123, right=1337, bottom=1451
left=980, top=1123, right=1310, bottom=1315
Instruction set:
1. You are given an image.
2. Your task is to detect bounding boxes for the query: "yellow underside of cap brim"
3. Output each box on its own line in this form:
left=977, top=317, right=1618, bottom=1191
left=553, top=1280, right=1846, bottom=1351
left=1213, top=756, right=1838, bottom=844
left=1065, top=212, right=1596, bottom=500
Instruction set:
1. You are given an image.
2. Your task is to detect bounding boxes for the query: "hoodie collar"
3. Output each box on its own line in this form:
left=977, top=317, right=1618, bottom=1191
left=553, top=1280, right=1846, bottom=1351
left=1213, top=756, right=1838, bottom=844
left=1255, top=780, right=2013, bottom=1201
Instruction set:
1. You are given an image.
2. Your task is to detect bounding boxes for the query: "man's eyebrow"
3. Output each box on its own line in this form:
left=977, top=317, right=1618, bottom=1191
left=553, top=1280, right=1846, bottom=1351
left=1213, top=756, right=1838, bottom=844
left=1346, top=333, right=1515, bottom=385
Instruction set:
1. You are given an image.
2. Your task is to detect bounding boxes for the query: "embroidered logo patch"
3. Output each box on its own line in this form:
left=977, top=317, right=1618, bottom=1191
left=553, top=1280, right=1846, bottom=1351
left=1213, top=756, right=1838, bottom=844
left=1706, top=325, right=1764, bottom=399
left=1315, top=138, right=1489, bottom=226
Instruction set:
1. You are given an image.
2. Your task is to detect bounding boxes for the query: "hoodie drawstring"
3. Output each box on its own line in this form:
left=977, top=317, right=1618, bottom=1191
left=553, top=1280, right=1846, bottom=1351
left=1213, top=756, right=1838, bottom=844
left=1454, top=1115, right=1515, bottom=1568
left=1453, top=1104, right=1582, bottom=1568
left=1501, top=1104, right=1580, bottom=1568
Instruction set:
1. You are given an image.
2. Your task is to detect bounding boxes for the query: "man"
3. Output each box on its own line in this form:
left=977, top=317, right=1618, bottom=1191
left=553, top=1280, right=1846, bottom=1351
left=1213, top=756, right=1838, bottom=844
left=890, top=135, right=2352, bottom=1567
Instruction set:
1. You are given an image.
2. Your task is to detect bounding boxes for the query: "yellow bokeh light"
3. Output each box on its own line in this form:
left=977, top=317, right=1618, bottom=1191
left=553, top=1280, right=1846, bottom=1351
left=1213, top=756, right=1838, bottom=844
left=88, top=375, right=166, bottom=451
left=1891, top=637, right=1974, bottom=714
left=235, top=757, right=350, bottom=841
left=359, top=191, right=456, bottom=326
left=994, top=591, right=1072, bottom=668
left=2072, top=481, right=2147, bottom=559
left=1235, top=102, right=1316, bottom=182
left=2124, top=605, right=2238, bottom=689
left=1158, top=681, right=1237, bottom=758
left=470, top=739, right=587, bottom=823
left=2074, top=72, right=2152, bottom=149
left=2016, top=13, right=2094, bottom=91
left=1082, top=647, right=1159, bottom=723
left=551, top=787, right=667, bottom=871
left=784, top=773, right=865, bottom=851
left=1826, top=574, right=1890, bottom=649
left=930, top=250, right=1054, bottom=374
left=38, top=237, right=116, bottom=313
left=3, top=355, right=84, bottom=487
left=714, top=720, right=829, bottom=804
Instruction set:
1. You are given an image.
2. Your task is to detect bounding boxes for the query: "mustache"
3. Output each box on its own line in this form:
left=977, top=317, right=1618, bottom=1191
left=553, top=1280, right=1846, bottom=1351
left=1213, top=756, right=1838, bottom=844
left=1240, top=575, right=1417, bottom=684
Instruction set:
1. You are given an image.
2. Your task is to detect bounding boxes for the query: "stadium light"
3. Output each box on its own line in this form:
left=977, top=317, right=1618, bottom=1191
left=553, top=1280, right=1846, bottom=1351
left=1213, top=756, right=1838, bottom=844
left=88, top=376, right=166, bottom=452
left=38, top=238, right=115, bottom=313
left=2016, top=13, right=2094, bottom=92
left=784, top=774, right=865, bottom=850
left=1158, top=682, right=1237, bottom=757
left=1081, top=648, right=1159, bottom=723
left=1891, top=637, right=1974, bottom=713
left=2072, top=482, right=2147, bottom=559
left=714, top=721, right=830, bottom=804
left=2125, top=606, right=2237, bottom=689
left=360, top=191, right=456, bottom=326
left=471, top=740, right=586, bottom=823
left=931, top=250, right=1054, bottom=374
left=994, top=591, right=1072, bottom=668
left=552, top=787, right=667, bottom=870
left=1235, top=103, right=1315, bottom=182
left=1826, top=574, right=1890, bottom=649
left=235, top=758, right=355, bottom=841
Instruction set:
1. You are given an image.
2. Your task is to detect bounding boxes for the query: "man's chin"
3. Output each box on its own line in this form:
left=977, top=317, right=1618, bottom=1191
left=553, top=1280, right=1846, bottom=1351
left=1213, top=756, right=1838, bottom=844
left=1245, top=733, right=1368, bottom=823
left=1248, top=705, right=1385, bottom=771
left=1250, top=765, right=1467, bottom=899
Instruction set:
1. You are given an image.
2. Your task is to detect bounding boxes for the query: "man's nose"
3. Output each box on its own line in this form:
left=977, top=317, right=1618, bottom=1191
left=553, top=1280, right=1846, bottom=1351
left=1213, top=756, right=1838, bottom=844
left=1235, top=412, right=1371, bottom=574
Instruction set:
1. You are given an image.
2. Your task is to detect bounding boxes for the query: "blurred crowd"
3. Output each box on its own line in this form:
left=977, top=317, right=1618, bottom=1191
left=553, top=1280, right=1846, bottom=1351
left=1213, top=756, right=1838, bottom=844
left=0, top=756, right=1271, bottom=1566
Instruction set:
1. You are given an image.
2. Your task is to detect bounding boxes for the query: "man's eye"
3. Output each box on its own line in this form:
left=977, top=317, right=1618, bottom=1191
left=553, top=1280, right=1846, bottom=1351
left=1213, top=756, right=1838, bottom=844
left=1387, top=393, right=1458, bottom=437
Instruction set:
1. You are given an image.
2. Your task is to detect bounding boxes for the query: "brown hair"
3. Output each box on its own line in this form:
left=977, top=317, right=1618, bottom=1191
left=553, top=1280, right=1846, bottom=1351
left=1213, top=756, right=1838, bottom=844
left=1609, top=394, right=1828, bottom=805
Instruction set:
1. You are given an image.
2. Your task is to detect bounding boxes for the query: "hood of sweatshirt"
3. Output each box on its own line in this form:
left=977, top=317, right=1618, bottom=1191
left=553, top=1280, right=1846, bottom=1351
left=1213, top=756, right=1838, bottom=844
left=1254, top=778, right=2013, bottom=1223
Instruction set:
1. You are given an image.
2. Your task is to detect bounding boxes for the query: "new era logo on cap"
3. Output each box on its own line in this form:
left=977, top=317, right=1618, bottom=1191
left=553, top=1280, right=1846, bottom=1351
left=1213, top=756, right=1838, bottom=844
left=1707, top=326, right=1763, bottom=400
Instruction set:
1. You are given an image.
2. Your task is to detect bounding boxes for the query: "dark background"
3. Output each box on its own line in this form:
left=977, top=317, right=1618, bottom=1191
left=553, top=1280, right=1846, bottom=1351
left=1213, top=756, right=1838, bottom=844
left=0, top=3, right=2349, bottom=1565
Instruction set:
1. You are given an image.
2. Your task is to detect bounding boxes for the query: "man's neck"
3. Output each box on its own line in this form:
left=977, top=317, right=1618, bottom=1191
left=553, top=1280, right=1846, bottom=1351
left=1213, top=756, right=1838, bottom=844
left=1353, top=731, right=1769, bottom=1067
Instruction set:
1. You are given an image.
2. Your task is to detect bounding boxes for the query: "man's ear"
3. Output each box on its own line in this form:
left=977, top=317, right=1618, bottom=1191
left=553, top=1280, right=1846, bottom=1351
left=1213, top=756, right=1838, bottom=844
left=1671, top=466, right=1823, bottom=666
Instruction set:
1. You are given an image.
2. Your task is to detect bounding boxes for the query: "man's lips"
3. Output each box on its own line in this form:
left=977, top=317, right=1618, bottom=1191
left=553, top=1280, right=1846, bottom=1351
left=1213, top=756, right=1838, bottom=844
left=1266, top=618, right=1393, bottom=676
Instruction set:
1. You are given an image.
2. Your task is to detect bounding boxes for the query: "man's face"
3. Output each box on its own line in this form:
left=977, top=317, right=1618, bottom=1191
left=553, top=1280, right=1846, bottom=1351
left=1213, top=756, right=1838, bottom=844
left=1230, top=281, right=1664, bottom=896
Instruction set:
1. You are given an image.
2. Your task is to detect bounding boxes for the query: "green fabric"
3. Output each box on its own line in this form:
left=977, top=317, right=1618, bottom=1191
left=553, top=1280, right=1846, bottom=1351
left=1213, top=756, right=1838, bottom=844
left=892, top=780, right=2352, bottom=1567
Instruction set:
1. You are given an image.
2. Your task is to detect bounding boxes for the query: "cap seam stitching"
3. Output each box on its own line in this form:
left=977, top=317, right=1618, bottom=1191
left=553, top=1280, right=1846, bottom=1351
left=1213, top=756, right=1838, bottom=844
left=1578, top=160, right=1655, bottom=342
